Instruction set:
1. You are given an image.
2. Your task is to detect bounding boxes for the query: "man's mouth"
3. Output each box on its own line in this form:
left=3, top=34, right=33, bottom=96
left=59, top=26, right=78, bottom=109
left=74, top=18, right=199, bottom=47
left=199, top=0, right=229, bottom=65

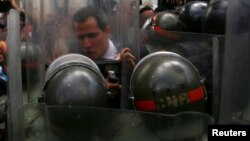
left=85, top=50, right=95, bottom=55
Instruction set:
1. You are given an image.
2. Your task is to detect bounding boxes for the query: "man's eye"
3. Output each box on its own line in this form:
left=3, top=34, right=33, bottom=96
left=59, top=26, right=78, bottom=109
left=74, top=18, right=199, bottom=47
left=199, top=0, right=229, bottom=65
left=87, top=33, right=98, bottom=39
left=77, top=32, right=99, bottom=40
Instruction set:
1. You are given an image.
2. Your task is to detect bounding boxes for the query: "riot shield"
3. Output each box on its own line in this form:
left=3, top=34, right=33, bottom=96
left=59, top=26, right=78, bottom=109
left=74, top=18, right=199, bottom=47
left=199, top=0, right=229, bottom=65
left=7, top=0, right=139, bottom=141
left=219, top=0, right=250, bottom=124
left=21, top=0, right=139, bottom=108
left=140, top=28, right=219, bottom=116
left=7, top=9, right=23, bottom=141
left=18, top=104, right=214, bottom=141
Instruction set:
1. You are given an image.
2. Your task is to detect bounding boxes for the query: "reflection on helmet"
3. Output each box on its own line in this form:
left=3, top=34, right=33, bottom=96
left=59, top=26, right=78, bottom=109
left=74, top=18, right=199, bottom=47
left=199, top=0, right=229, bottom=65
left=43, top=54, right=108, bottom=107
left=143, top=11, right=187, bottom=32
left=141, top=12, right=186, bottom=54
left=130, top=51, right=206, bottom=114
left=21, top=42, right=42, bottom=90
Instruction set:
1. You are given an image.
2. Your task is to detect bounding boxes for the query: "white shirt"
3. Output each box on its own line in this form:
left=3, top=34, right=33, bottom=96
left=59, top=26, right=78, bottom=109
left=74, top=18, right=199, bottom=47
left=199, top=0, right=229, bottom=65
left=103, top=39, right=118, bottom=60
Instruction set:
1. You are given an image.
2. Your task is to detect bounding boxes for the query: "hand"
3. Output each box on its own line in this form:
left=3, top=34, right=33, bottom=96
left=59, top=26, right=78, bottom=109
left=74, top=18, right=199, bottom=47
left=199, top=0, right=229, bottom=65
left=106, top=82, right=122, bottom=90
left=0, top=41, right=7, bottom=64
left=115, top=48, right=136, bottom=69
left=106, top=81, right=121, bottom=98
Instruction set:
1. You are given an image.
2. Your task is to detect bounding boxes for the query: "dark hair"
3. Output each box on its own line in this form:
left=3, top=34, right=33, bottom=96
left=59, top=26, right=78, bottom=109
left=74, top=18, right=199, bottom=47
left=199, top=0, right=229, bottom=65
left=72, top=6, right=108, bottom=31
left=140, top=6, right=154, bottom=14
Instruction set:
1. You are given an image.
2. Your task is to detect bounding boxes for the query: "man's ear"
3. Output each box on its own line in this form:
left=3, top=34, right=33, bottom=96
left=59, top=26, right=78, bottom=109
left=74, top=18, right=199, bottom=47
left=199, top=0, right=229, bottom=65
left=104, top=26, right=111, bottom=35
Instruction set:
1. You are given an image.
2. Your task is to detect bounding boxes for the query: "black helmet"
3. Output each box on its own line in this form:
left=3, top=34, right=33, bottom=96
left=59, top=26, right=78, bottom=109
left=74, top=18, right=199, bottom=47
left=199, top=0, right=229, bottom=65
left=179, top=1, right=208, bottom=33
left=43, top=54, right=108, bottom=107
left=202, top=0, right=229, bottom=34
left=130, top=51, right=206, bottom=114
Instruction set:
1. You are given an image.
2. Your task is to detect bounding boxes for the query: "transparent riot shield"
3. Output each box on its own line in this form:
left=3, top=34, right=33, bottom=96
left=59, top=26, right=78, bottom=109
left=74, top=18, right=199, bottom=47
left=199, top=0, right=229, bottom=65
left=21, top=0, right=139, bottom=108
left=219, top=0, right=250, bottom=124
left=7, top=9, right=23, bottom=141
left=18, top=104, right=214, bottom=141
left=140, top=27, right=224, bottom=118
left=7, top=0, right=139, bottom=141
left=212, top=35, right=225, bottom=123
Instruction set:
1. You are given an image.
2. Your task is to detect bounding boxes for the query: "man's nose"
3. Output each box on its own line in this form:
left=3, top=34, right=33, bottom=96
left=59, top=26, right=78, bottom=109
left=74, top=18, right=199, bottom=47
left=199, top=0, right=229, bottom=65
left=81, top=37, right=92, bottom=49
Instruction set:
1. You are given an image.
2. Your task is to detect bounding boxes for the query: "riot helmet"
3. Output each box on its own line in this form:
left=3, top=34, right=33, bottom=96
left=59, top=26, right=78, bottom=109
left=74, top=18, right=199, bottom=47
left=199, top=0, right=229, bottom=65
left=143, top=11, right=187, bottom=31
left=43, top=54, right=108, bottom=107
left=130, top=51, right=206, bottom=114
left=202, top=0, right=229, bottom=34
left=179, top=1, right=208, bottom=33
left=141, top=12, right=186, bottom=54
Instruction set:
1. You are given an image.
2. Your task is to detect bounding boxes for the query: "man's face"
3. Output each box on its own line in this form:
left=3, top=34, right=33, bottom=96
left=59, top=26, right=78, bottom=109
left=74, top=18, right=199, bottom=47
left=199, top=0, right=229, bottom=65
left=140, top=10, right=154, bottom=28
left=73, top=17, right=110, bottom=60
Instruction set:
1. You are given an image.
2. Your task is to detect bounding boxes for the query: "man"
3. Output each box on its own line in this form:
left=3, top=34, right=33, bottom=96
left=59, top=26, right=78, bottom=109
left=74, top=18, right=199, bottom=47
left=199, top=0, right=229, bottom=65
left=71, top=6, right=136, bottom=68
left=71, top=6, right=137, bottom=102
left=139, top=5, right=155, bottom=28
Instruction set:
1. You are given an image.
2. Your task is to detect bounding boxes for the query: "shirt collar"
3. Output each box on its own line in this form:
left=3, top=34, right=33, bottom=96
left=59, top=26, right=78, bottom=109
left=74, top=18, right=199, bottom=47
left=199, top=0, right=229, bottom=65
left=103, top=39, right=118, bottom=60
